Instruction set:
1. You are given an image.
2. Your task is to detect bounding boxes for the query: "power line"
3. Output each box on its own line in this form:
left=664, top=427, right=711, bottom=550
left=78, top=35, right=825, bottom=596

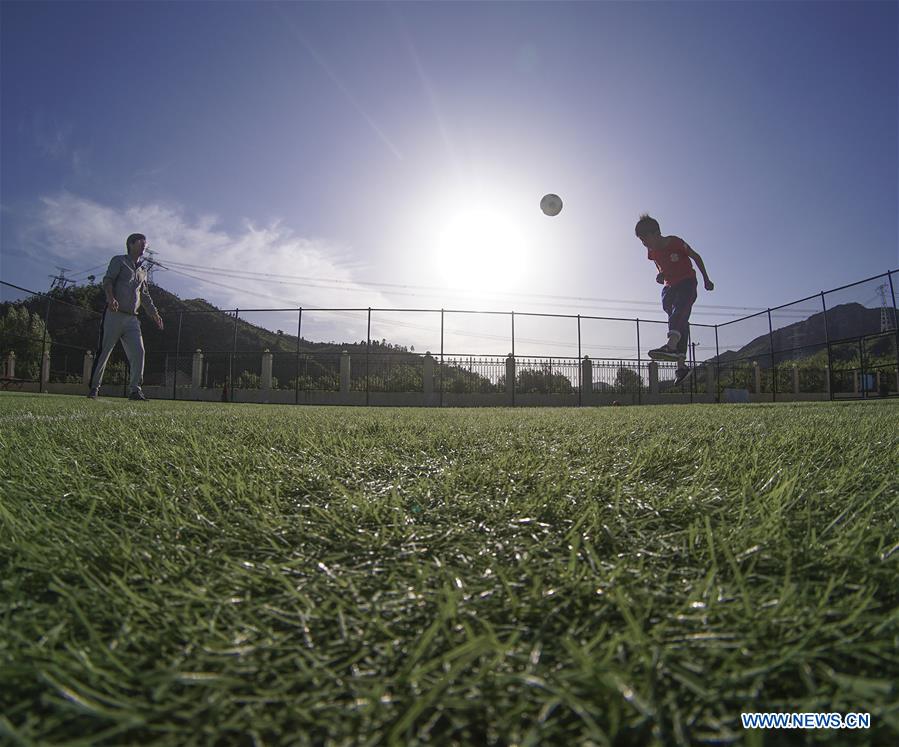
left=153, top=258, right=830, bottom=354
left=67, top=263, right=108, bottom=280
left=156, top=256, right=772, bottom=315
left=155, top=255, right=792, bottom=319
left=159, top=264, right=635, bottom=352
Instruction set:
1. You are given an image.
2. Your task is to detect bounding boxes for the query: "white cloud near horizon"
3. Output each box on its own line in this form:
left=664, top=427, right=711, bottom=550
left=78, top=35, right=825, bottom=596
left=26, top=191, right=389, bottom=309
left=8, top=191, right=413, bottom=344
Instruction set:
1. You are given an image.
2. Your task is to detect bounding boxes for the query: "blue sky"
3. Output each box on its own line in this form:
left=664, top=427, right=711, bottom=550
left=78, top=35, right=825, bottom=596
left=1, top=0, right=897, bottom=356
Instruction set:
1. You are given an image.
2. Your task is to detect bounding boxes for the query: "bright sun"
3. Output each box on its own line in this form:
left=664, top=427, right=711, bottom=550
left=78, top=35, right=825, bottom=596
left=434, top=208, right=528, bottom=293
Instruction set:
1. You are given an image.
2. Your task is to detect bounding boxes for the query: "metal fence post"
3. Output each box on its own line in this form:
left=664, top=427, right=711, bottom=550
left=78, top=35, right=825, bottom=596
left=511, top=311, right=515, bottom=406
left=366, top=307, right=371, bottom=406
left=295, top=307, right=302, bottom=405
left=767, top=309, right=776, bottom=401
left=39, top=294, right=52, bottom=393
left=635, top=318, right=642, bottom=405
left=173, top=311, right=183, bottom=401
left=889, top=271, right=899, bottom=392
left=714, top=324, right=721, bottom=403
left=821, top=292, right=832, bottom=400
left=858, top=337, right=866, bottom=399
left=231, top=308, right=239, bottom=402
left=577, top=314, right=582, bottom=407
left=690, top=341, right=696, bottom=401
left=440, top=309, right=444, bottom=408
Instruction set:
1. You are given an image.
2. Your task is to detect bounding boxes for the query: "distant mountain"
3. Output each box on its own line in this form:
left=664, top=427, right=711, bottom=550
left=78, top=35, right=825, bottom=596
left=3, top=282, right=416, bottom=358
left=709, top=303, right=892, bottom=365
left=1, top=283, right=476, bottom=388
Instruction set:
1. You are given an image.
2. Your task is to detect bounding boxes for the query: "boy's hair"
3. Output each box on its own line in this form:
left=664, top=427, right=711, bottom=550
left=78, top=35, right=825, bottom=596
left=126, top=233, right=146, bottom=251
left=634, top=214, right=661, bottom=238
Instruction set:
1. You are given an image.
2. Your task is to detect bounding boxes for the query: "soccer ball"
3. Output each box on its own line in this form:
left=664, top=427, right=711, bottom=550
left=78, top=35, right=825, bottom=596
left=540, top=193, right=563, bottom=216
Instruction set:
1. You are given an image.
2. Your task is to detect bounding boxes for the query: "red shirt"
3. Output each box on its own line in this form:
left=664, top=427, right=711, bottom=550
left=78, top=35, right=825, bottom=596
left=648, top=236, right=696, bottom=286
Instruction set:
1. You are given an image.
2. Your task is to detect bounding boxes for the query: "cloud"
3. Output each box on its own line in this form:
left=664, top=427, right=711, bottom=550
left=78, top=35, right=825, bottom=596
left=29, top=114, right=90, bottom=176
left=34, top=121, right=72, bottom=160
left=12, top=193, right=574, bottom=351
left=24, top=192, right=390, bottom=317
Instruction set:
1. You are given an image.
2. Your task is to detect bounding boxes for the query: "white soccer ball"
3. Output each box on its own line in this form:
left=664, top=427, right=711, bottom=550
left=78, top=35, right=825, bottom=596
left=540, top=193, right=563, bottom=216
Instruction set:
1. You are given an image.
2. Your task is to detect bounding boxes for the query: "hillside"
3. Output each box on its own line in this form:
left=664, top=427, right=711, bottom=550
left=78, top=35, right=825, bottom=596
left=3, top=282, right=414, bottom=360
left=6, top=285, right=895, bottom=386
left=1, top=283, right=491, bottom=389
left=711, top=303, right=893, bottom=364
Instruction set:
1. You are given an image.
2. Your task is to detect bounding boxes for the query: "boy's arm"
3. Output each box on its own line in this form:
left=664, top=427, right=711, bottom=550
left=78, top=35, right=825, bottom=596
left=686, top=246, right=714, bottom=291
left=651, top=255, right=665, bottom=284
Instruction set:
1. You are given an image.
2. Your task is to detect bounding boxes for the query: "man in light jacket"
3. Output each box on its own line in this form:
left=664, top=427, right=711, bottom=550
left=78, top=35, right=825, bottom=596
left=88, top=233, right=164, bottom=400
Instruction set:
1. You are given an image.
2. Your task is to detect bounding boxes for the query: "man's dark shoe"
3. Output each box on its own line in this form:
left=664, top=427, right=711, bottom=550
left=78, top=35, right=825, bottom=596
left=648, top=345, right=680, bottom=361
left=87, top=388, right=99, bottom=399
left=128, top=390, right=148, bottom=401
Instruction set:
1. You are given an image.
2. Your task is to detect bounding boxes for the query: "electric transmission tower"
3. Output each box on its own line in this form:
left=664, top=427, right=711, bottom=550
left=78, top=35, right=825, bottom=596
left=877, top=283, right=896, bottom=332
left=48, top=267, right=75, bottom=291
left=142, top=248, right=167, bottom=284
left=144, top=249, right=157, bottom=283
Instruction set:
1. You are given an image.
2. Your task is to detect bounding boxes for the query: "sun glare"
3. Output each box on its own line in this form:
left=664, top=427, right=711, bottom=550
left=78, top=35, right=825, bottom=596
left=435, top=208, right=528, bottom=294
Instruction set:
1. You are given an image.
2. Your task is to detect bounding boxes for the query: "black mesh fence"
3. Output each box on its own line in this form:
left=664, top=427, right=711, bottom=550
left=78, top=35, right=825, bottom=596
left=440, top=356, right=506, bottom=394
left=351, top=353, right=425, bottom=393
left=588, top=359, right=642, bottom=394
left=821, top=275, right=898, bottom=399
left=295, top=353, right=340, bottom=392
left=514, top=357, right=579, bottom=394
left=717, top=361, right=755, bottom=392
left=3, top=270, right=897, bottom=402
left=1, top=282, right=103, bottom=385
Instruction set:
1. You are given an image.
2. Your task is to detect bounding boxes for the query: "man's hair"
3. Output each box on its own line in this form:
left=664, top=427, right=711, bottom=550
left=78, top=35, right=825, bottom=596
left=635, top=214, right=661, bottom=238
left=126, top=233, right=146, bottom=251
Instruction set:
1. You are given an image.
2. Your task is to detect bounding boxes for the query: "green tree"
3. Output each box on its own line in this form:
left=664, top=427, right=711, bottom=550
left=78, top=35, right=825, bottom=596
left=614, top=366, right=642, bottom=392
left=237, top=370, right=261, bottom=389
left=0, top=306, right=50, bottom=380
left=104, top=360, right=128, bottom=385
left=517, top=366, right=574, bottom=394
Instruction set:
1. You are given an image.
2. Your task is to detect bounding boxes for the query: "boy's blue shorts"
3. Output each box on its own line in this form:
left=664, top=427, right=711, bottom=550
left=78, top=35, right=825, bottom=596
left=661, top=278, right=698, bottom=352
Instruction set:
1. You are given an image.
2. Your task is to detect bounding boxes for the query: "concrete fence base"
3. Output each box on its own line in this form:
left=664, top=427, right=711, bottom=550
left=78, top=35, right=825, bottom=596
left=1, top=381, right=842, bottom=406
left=0, top=348, right=881, bottom=406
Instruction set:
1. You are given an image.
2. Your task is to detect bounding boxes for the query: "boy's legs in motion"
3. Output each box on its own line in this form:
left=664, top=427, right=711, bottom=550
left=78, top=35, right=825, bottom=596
left=660, top=279, right=697, bottom=383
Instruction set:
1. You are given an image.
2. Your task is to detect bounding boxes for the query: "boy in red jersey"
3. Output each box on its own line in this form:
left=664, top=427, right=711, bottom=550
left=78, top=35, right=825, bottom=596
left=635, top=214, right=714, bottom=385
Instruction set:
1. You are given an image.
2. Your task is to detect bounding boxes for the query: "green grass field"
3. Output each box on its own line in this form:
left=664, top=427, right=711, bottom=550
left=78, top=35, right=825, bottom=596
left=1, top=393, right=897, bottom=746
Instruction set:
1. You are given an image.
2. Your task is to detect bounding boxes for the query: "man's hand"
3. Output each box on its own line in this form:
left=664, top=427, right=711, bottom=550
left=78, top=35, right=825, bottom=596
left=108, top=298, right=119, bottom=312
left=656, top=272, right=665, bottom=285
left=704, top=279, right=715, bottom=291
left=154, top=313, right=164, bottom=330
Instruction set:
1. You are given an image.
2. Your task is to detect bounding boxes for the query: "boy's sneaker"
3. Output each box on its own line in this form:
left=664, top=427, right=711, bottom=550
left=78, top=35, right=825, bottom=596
left=128, top=389, right=148, bottom=401
left=674, top=367, right=693, bottom=386
left=648, top=344, right=680, bottom=361
left=87, top=388, right=99, bottom=399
